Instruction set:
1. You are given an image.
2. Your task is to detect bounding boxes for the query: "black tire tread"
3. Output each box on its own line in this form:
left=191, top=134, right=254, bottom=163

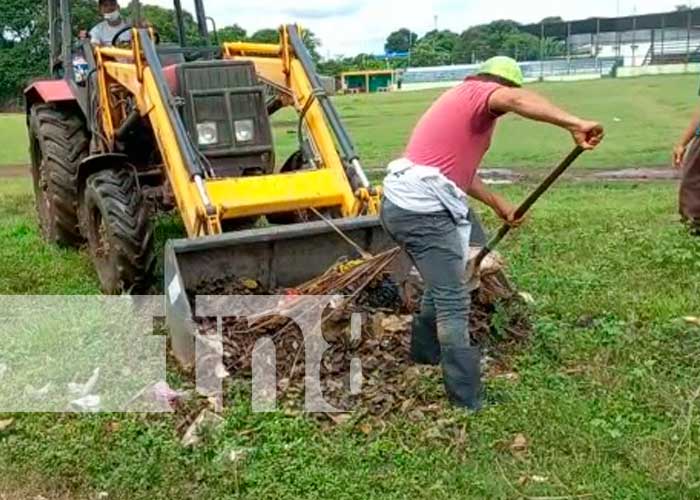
left=30, top=104, right=89, bottom=246
left=83, top=168, right=155, bottom=294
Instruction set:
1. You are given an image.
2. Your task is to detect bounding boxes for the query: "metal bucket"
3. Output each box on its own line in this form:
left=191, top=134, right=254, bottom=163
left=165, top=216, right=396, bottom=367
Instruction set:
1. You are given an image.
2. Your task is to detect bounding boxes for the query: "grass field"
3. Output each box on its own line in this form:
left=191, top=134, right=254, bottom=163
left=1, top=74, right=698, bottom=170
left=274, top=74, right=700, bottom=171
left=0, top=114, right=28, bottom=166
left=2, top=74, right=700, bottom=498
left=1, top=174, right=700, bottom=498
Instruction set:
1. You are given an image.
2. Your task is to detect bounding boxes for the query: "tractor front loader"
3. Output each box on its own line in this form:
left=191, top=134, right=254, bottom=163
left=26, top=0, right=489, bottom=366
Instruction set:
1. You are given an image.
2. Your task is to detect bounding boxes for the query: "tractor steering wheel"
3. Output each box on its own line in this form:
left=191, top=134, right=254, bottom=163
left=111, top=25, right=160, bottom=47
left=111, top=25, right=133, bottom=47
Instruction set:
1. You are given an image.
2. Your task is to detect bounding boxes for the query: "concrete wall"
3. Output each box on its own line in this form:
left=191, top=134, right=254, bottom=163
left=617, top=63, right=700, bottom=78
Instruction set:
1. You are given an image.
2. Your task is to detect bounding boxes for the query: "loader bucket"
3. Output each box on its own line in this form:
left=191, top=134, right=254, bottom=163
left=165, top=216, right=397, bottom=367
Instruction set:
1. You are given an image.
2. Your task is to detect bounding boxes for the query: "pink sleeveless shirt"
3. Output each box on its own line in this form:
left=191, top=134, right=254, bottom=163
left=404, top=80, right=504, bottom=190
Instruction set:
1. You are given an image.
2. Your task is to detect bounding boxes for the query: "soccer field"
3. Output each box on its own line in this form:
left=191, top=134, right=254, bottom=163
left=1, top=176, right=700, bottom=498
left=2, top=74, right=700, bottom=499
left=2, top=74, right=698, bottom=171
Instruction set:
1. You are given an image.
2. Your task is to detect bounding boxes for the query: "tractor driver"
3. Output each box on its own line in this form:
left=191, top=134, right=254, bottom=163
left=82, top=0, right=132, bottom=46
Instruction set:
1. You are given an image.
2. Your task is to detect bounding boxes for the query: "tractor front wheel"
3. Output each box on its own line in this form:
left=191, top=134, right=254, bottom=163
left=81, top=168, right=155, bottom=294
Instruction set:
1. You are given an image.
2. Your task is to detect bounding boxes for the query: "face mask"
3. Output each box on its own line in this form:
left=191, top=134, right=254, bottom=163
left=103, top=9, right=120, bottom=22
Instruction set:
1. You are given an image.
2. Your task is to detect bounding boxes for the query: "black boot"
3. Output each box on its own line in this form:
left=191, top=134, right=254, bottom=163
left=441, top=345, right=483, bottom=411
left=410, top=314, right=441, bottom=366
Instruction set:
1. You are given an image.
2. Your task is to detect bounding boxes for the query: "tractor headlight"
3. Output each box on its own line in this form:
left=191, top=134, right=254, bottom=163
left=234, top=119, right=255, bottom=143
left=196, top=122, right=218, bottom=146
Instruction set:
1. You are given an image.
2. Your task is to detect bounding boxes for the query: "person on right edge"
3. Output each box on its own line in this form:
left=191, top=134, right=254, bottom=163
left=673, top=109, right=700, bottom=233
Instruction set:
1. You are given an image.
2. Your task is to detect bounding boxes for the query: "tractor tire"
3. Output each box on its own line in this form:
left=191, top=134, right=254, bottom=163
left=81, top=168, right=155, bottom=294
left=29, top=104, right=89, bottom=247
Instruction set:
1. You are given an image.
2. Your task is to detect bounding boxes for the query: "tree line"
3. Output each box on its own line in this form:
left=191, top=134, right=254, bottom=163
left=316, top=20, right=567, bottom=76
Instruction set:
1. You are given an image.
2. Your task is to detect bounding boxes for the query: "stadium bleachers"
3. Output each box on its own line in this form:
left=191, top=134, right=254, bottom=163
left=644, top=39, right=700, bottom=65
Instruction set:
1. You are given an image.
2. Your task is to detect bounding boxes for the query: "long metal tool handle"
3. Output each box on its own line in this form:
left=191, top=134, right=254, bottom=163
left=309, top=208, right=374, bottom=260
left=474, top=145, right=585, bottom=268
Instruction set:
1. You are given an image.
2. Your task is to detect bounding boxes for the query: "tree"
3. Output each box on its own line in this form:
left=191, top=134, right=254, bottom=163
left=410, top=39, right=450, bottom=67
left=248, top=28, right=322, bottom=64
left=301, top=29, right=322, bottom=64
left=540, top=16, right=564, bottom=24
left=420, top=29, right=460, bottom=55
left=249, top=29, right=280, bottom=44
left=676, top=4, right=692, bottom=11
left=541, top=37, right=566, bottom=58
left=453, top=20, right=522, bottom=63
left=384, top=28, right=417, bottom=54
left=502, top=32, right=540, bottom=60
left=136, top=4, right=199, bottom=44
left=0, top=0, right=98, bottom=106
left=217, top=24, right=246, bottom=43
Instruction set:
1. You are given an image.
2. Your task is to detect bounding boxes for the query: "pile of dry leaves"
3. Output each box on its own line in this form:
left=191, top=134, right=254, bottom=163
left=188, top=249, right=532, bottom=421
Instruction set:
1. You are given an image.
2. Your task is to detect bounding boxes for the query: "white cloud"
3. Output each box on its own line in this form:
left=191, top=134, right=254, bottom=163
left=142, top=0, right=688, bottom=57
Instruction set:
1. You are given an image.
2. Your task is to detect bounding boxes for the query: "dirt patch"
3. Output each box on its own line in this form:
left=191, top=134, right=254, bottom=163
left=0, top=474, right=94, bottom=500
left=0, top=165, right=29, bottom=178
left=588, top=167, right=680, bottom=181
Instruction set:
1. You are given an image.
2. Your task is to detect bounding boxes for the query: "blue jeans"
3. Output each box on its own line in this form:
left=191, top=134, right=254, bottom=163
left=380, top=199, right=472, bottom=348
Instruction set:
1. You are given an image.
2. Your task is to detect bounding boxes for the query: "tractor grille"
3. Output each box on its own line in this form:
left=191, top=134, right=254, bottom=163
left=178, top=61, right=275, bottom=178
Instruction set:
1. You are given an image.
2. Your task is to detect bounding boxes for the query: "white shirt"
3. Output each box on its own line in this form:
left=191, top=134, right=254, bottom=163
left=382, top=158, right=470, bottom=223
left=89, top=19, right=131, bottom=46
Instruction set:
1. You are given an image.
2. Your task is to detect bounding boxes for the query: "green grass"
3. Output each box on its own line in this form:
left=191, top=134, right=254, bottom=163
left=3, top=74, right=698, bottom=172
left=272, top=74, right=700, bottom=171
left=2, top=177, right=700, bottom=498
left=0, top=113, right=29, bottom=166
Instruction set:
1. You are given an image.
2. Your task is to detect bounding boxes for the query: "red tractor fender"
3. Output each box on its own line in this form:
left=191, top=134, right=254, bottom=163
left=24, top=80, right=77, bottom=110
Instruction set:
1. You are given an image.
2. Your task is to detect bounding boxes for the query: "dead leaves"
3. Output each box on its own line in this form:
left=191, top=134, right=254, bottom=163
left=683, top=316, right=700, bottom=327
left=510, top=433, right=529, bottom=457
left=190, top=268, right=532, bottom=425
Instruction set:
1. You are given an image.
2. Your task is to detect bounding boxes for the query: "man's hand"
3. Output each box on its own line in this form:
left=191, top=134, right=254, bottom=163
left=570, top=120, right=605, bottom=150
left=673, top=143, right=687, bottom=169
left=493, top=198, right=525, bottom=227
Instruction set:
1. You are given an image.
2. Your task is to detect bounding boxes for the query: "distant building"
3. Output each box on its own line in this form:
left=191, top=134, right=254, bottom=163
left=340, top=70, right=397, bottom=93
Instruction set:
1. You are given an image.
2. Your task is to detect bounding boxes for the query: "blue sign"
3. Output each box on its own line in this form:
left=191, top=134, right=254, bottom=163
left=383, top=52, right=410, bottom=59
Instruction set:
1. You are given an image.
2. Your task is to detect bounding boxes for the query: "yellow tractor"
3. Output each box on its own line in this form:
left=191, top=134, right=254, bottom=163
left=26, top=0, right=389, bottom=289
left=26, top=0, right=490, bottom=364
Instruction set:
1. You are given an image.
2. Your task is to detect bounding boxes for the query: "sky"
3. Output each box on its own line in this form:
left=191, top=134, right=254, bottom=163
left=143, top=0, right=692, bottom=57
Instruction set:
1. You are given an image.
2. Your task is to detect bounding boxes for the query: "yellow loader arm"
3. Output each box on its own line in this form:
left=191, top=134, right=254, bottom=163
left=92, top=26, right=380, bottom=238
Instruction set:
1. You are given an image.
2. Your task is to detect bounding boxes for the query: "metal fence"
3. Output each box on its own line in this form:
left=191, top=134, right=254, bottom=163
left=403, top=57, right=621, bottom=85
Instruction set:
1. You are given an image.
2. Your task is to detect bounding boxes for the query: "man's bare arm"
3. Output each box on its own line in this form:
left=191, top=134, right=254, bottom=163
left=489, top=88, right=604, bottom=150
left=467, top=175, right=519, bottom=224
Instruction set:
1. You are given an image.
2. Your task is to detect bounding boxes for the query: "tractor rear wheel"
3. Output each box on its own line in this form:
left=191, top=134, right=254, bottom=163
left=81, top=168, right=155, bottom=294
left=29, top=104, right=89, bottom=247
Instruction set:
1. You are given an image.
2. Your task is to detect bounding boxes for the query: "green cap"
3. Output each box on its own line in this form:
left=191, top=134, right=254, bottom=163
left=477, top=56, right=524, bottom=87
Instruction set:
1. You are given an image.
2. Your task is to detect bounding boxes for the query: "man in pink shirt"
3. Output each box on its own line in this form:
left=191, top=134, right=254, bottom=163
left=381, top=57, right=604, bottom=411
